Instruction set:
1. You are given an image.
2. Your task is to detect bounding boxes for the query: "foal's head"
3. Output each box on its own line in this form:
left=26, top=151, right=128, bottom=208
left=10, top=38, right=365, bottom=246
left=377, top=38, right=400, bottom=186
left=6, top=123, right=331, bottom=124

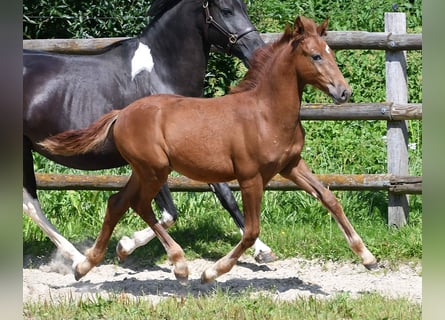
left=231, top=16, right=351, bottom=104
left=287, top=16, right=352, bottom=104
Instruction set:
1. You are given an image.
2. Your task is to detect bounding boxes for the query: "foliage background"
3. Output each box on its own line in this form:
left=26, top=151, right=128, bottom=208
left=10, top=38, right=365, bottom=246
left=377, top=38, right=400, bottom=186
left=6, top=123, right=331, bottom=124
left=23, top=0, right=422, bottom=265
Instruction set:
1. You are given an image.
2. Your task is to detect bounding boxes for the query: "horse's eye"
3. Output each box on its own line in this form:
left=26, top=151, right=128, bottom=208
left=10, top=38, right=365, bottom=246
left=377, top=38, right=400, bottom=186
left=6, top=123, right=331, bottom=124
left=221, top=8, right=233, bottom=16
left=312, top=54, right=322, bottom=61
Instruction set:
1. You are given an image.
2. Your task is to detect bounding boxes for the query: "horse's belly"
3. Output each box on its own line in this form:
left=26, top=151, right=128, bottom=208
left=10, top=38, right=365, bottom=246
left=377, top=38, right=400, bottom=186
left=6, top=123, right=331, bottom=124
left=170, top=158, right=235, bottom=183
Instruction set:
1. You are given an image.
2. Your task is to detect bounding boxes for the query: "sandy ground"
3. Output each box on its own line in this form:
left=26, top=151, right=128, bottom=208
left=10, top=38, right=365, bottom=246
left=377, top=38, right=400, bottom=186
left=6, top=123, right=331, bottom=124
left=23, top=253, right=421, bottom=305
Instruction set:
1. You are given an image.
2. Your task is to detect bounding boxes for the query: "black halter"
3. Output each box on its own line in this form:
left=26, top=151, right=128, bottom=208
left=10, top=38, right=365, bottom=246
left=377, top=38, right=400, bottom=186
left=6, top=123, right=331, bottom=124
left=203, top=1, right=257, bottom=53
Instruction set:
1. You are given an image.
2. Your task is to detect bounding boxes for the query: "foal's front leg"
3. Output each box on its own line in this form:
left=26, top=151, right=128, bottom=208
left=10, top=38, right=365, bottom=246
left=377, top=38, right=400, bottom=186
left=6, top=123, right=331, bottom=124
left=210, top=182, right=277, bottom=263
left=201, top=175, right=264, bottom=283
left=280, top=159, right=378, bottom=269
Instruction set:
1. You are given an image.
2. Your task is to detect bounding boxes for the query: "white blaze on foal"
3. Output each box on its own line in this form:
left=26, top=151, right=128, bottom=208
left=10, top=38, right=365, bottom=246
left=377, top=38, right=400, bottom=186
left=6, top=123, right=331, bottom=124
left=325, top=44, right=331, bottom=54
left=131, top=42, right=154, bottom=80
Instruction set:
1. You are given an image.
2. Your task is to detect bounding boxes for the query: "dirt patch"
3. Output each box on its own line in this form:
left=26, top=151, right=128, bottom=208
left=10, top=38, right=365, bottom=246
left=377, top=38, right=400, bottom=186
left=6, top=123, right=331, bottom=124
left=23, top=253, right=421, bottom=305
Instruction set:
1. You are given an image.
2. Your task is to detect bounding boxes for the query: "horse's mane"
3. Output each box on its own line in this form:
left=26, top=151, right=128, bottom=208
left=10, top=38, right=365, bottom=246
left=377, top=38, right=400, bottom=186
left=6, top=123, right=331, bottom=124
left=97, top=0, right=185, bottom=53
left=230, top=24, right=301, bottom=94
left=147, top=0, right=184, bottom=23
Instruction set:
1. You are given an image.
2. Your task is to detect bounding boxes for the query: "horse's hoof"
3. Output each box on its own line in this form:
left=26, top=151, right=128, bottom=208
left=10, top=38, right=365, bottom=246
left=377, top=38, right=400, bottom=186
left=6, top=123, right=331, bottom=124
left=255, top=251, right=278, bottom=264
left=74, top=268, right=84, bottom=281
left=73, top=258, right=94, bottom=281
left=173, top=261, right=189, bottom=285
left=200, top=268, right=217, bottom=284
left=116, top=243, right=128, bottom=262
left=116, top=236, right=133, bottom=261
left=364, top=262, right=380, bottom=271
left=176, top=275, right=189, bottom=286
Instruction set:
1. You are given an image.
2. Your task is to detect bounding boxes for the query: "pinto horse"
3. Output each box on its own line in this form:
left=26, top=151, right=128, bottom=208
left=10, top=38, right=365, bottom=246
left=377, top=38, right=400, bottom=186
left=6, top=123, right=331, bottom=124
left=23, top=0, right=278, bottom=268
left=40, top=16, right=378, bottom=283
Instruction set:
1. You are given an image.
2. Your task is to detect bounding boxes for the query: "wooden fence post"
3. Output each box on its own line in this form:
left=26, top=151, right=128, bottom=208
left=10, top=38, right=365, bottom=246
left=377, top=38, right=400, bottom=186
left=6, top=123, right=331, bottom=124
left=385, top=12, right=409, bottom=227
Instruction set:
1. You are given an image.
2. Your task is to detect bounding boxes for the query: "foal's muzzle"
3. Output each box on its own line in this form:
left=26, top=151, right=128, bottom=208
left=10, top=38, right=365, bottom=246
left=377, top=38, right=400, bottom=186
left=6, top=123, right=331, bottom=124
left=328, top=85, right=352, bottom=104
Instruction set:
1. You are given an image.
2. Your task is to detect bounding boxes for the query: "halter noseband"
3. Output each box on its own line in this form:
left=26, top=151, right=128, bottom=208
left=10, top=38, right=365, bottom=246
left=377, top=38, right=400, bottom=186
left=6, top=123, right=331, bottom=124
left=203, top=1, right=257, bottom=53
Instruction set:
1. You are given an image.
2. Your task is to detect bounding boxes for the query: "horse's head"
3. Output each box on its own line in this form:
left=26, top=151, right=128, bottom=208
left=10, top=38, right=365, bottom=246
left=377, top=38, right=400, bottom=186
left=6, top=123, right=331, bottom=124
left=287, top=16, right=352, bottom=104
left=204, top=0, right=264, bottom=66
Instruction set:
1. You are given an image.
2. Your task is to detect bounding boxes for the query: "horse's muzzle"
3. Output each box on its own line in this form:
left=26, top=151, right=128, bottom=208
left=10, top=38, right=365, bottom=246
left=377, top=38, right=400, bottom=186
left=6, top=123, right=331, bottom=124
left=329, top=85, right=352, bottom=104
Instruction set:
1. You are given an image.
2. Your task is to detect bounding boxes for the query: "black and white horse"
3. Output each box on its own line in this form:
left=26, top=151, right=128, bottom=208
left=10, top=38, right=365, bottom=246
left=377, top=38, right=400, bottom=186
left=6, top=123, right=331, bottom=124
left=23, top=0, right=276, bottom=273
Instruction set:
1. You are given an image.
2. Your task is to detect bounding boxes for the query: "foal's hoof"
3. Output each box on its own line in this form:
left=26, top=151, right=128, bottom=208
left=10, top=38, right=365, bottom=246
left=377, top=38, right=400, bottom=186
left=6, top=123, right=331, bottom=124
left=173, top=261, right=189, bottom=285
left=255, top=251, right=278, bottom=264
left=364, top=262, right=380, bottom=271
left=200, top=269, right=217, bottom=284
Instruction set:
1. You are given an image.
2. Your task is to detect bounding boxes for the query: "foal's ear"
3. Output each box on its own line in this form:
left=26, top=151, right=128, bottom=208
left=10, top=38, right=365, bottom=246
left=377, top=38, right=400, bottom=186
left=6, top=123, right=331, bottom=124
left=290, top=16, right=306, bottom=50
left=293, top=16, right=305, bottom=36
left=317, top=17, right=329, bottom=36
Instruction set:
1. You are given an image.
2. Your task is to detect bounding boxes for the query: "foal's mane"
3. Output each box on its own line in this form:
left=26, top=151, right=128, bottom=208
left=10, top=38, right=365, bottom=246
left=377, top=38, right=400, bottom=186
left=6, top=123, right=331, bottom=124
left=230, top=23, right=304, bottom=94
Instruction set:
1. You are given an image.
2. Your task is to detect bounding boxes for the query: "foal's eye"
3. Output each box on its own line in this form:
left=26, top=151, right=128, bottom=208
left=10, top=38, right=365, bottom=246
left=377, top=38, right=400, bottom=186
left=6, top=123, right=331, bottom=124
left=312, top=54, right=322, bottom=61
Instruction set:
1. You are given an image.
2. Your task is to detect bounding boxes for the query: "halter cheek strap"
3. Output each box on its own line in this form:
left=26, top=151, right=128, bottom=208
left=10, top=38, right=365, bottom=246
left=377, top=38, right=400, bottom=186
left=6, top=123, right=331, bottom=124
left=203, top=1, right=257, bottom=53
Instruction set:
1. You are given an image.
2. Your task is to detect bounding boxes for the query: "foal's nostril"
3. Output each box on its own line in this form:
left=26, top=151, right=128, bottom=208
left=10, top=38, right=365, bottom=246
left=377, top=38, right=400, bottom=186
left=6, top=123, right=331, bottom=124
left=342, top=89, right=351, bottom=102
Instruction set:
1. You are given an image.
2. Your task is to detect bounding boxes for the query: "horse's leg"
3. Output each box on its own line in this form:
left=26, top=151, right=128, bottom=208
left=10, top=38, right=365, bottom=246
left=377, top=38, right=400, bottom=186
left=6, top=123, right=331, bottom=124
left=132, top=176, right=189, bottom=283
left=23, top=189, right=86, bottom=269
left=74, top=175, right=139, bottom=280
left=280, top=158, right=378, bottom=269
left=210, top=182, right=277, bottom=263
left=201, top=176, right=263, bottom=283
left=116, top=183, right=177, bottom=260
left=23, top=139, right=86, bottom=268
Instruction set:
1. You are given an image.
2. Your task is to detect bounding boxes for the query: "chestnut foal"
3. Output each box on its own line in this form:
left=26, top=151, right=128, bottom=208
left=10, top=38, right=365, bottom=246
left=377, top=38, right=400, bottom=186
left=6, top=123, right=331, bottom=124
left=40, top=16, right=377, bottom=283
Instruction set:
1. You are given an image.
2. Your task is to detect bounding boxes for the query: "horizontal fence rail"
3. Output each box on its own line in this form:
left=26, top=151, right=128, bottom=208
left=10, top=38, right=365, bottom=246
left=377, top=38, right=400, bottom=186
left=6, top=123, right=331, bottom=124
left=23, top=31, right=422, bottom=53
left=300, top=103, right=421, bottom=120
left=35, top=173, right=422, bottom=194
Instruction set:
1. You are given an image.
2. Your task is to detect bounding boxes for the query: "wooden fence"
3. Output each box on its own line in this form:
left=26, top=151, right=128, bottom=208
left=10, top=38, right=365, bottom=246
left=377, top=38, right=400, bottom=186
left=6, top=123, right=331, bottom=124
left=24, top=13, right=422, bottom=226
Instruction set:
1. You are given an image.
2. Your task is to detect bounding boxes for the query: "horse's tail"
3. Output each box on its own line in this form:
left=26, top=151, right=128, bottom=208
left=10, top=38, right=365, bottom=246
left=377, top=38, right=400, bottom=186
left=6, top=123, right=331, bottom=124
left=38, top=110, right=121, bottom=156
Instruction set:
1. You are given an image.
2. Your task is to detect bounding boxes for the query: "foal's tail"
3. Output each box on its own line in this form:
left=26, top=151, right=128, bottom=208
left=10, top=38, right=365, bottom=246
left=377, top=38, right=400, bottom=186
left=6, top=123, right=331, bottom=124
left=39, top=110, right=121, bottom=156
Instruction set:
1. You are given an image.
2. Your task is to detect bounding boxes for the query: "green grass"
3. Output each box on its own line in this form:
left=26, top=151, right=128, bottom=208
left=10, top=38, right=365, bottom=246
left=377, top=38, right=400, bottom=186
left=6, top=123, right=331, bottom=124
left=23, top=290, right=421, bottom=320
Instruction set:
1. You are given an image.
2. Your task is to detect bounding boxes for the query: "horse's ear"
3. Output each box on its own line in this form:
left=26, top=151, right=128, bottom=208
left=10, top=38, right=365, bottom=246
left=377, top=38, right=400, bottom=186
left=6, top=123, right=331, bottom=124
left=290, top=16, right=305, bottom=50
left=293, top=16, right=304, bottom=36
left=317, top=17, right=329, bottom=36
left=284, top=23, right=293, bottom=38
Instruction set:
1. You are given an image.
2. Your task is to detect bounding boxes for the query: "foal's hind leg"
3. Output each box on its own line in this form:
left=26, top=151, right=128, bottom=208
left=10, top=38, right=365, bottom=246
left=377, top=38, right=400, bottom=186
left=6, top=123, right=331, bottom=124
left=280, top=159, right=377, bottom=270
left=116, top=183, right=177, bottom=261
left=74, top=175, right=138, bottom=280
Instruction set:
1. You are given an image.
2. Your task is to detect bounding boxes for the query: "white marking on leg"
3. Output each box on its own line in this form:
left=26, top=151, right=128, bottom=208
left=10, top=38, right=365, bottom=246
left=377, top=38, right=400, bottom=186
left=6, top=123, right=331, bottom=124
left=239, top=228, right=272, bottom=258
left=117, top=209, right=175, bottom=256
left=160, top=209, right=175, bottom=228
left=23, top=194, right=86, bottom=269
left=131, top=42, right=154, bottom=80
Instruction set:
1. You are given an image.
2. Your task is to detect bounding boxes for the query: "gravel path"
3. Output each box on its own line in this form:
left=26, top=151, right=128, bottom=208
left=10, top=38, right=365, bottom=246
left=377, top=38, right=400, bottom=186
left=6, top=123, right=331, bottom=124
left=23, top=253, right=421, bottom=305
